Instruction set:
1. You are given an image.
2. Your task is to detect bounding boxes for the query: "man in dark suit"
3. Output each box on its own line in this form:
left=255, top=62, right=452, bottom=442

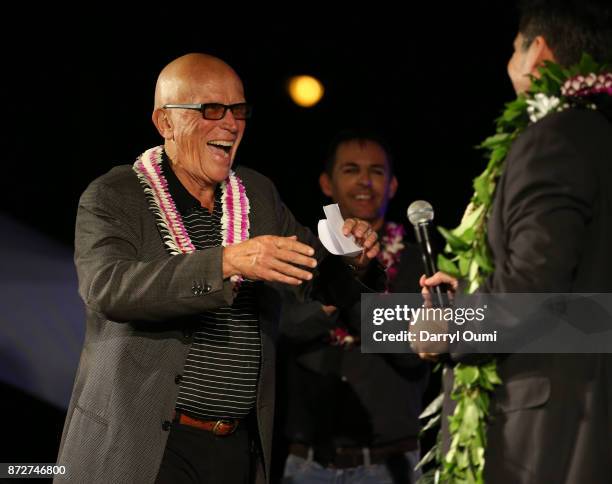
left=278, top=131, right=428, bottom=483
left=55, top=53, right=382, bottom=484
left=421, top=1, right=612, bottom=482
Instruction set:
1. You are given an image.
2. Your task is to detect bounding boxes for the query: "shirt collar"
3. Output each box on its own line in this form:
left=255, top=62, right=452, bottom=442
left=161, top=150, right=220, bottom=214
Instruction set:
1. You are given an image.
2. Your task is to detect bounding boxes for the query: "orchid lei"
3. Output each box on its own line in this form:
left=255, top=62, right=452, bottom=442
left=418, top=55, right=612, bottom=484
left=378, top=221, right=406, bottom=292
left=133, top=146, right=250, bottom=285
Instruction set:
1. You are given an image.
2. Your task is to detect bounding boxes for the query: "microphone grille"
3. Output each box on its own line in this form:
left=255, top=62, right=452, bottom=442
left=407, top=200, right=434, bottom=225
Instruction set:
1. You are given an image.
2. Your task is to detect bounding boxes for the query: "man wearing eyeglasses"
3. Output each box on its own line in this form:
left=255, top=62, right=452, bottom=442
left=55, top=53, right=383, bottom=484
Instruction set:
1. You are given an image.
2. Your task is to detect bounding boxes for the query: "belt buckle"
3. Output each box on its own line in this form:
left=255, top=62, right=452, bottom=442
left=212, top=419, right=237, bottom=436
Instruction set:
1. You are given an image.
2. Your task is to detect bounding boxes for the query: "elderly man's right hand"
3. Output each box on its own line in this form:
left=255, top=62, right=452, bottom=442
left=223, top=235, right=317, bottom=285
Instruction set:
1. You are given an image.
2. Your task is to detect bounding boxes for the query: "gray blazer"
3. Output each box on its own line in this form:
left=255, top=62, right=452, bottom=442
left=55, top=163, right=365, bottom=483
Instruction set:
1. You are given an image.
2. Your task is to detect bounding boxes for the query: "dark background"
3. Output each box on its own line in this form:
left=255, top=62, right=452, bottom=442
left=4, top=4, right=518, bottom=245
left=1, top=2, right=518, bottom=477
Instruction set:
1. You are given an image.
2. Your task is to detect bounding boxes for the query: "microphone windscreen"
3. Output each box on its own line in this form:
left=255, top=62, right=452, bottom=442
left=407, top=200, right=434, bottom=226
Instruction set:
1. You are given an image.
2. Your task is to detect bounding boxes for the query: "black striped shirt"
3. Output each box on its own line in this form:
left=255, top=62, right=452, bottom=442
left=162, top=155, right=260, bottom=419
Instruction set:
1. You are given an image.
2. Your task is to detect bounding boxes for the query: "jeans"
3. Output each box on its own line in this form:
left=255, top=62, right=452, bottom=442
left=282, top=450, right=421, bottom=484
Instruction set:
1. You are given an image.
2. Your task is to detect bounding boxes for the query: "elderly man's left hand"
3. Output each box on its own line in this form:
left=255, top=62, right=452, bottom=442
left=341, top=218, right=380, bottom=269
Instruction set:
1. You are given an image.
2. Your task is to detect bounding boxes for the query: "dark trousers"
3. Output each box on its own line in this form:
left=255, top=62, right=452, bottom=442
left=155, top=416, right=252, bottom=484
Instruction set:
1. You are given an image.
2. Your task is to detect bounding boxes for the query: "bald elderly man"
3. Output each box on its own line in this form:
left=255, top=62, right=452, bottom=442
left=55, top=53, right=381, bottom=484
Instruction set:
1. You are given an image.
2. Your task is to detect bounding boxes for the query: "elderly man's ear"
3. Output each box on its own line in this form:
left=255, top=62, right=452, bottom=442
left=152, top=109, right=174, bottom=140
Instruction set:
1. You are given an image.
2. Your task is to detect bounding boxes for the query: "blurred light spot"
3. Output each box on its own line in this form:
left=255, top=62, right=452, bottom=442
left=288, top=75, right=324, bottom=107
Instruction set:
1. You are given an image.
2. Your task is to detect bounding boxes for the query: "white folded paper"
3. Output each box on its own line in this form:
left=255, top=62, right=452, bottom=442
left=317, top=204, right=363, bottom=257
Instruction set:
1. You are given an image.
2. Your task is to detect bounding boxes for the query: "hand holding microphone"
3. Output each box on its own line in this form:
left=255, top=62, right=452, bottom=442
left=407, top=200, right=456, bottom=307
left=407, top=200, right=458, bottom=360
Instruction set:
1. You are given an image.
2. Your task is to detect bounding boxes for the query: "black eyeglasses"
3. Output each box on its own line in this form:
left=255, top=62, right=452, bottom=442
left=162, top=102, right=252, bottom=120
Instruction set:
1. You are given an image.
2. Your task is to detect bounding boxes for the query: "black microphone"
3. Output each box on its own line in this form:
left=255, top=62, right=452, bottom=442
left=407, top=200, right=448, bottom=307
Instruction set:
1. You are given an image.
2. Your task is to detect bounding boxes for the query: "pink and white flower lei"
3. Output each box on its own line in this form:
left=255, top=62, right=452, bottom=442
left=561, top=72, right=612, bottom=97
left=528, top=71, right=612, bottom=123
left=133, top=146, right=250, bottom=285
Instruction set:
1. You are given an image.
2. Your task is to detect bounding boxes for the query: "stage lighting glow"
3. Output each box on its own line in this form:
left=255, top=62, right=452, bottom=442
left=288, top=75, right=324, bottom=107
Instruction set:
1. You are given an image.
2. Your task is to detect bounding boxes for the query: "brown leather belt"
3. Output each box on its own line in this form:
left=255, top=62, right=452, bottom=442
left=173, top=411, right=239, bottom=436
left=289, top=439, right=418, bottom=469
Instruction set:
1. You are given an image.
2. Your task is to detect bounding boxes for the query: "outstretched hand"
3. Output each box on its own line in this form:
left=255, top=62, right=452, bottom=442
left=223, top=235, right=317, bottom=285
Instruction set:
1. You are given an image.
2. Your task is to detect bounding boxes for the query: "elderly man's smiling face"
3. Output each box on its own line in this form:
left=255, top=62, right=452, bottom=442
left=154, top=55, right=247, bottom=187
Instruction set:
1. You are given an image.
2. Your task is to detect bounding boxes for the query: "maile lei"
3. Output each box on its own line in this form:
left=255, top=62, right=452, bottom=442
left=418, top=55, right=612, bottom=484
left=133, top=146, right=250, bottom=286
left=330, top=221, right=405, bottom=346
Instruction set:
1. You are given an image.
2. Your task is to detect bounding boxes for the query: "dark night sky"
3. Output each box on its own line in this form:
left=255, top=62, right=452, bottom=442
left=4, top=4, right=518, bottom=246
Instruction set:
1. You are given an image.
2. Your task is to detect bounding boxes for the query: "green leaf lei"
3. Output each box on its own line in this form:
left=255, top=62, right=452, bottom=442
left=418, top=55, right=612, bottom=484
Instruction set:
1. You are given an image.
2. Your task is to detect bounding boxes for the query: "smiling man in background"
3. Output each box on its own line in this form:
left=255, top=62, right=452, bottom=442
left=278, top=131, right=428, bottom=484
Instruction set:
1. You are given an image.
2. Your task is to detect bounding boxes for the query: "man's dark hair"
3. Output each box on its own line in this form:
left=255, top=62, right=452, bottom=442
left=324, top=129, right=394, bottom=177
left=518, top=0, right=612, bottom=66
